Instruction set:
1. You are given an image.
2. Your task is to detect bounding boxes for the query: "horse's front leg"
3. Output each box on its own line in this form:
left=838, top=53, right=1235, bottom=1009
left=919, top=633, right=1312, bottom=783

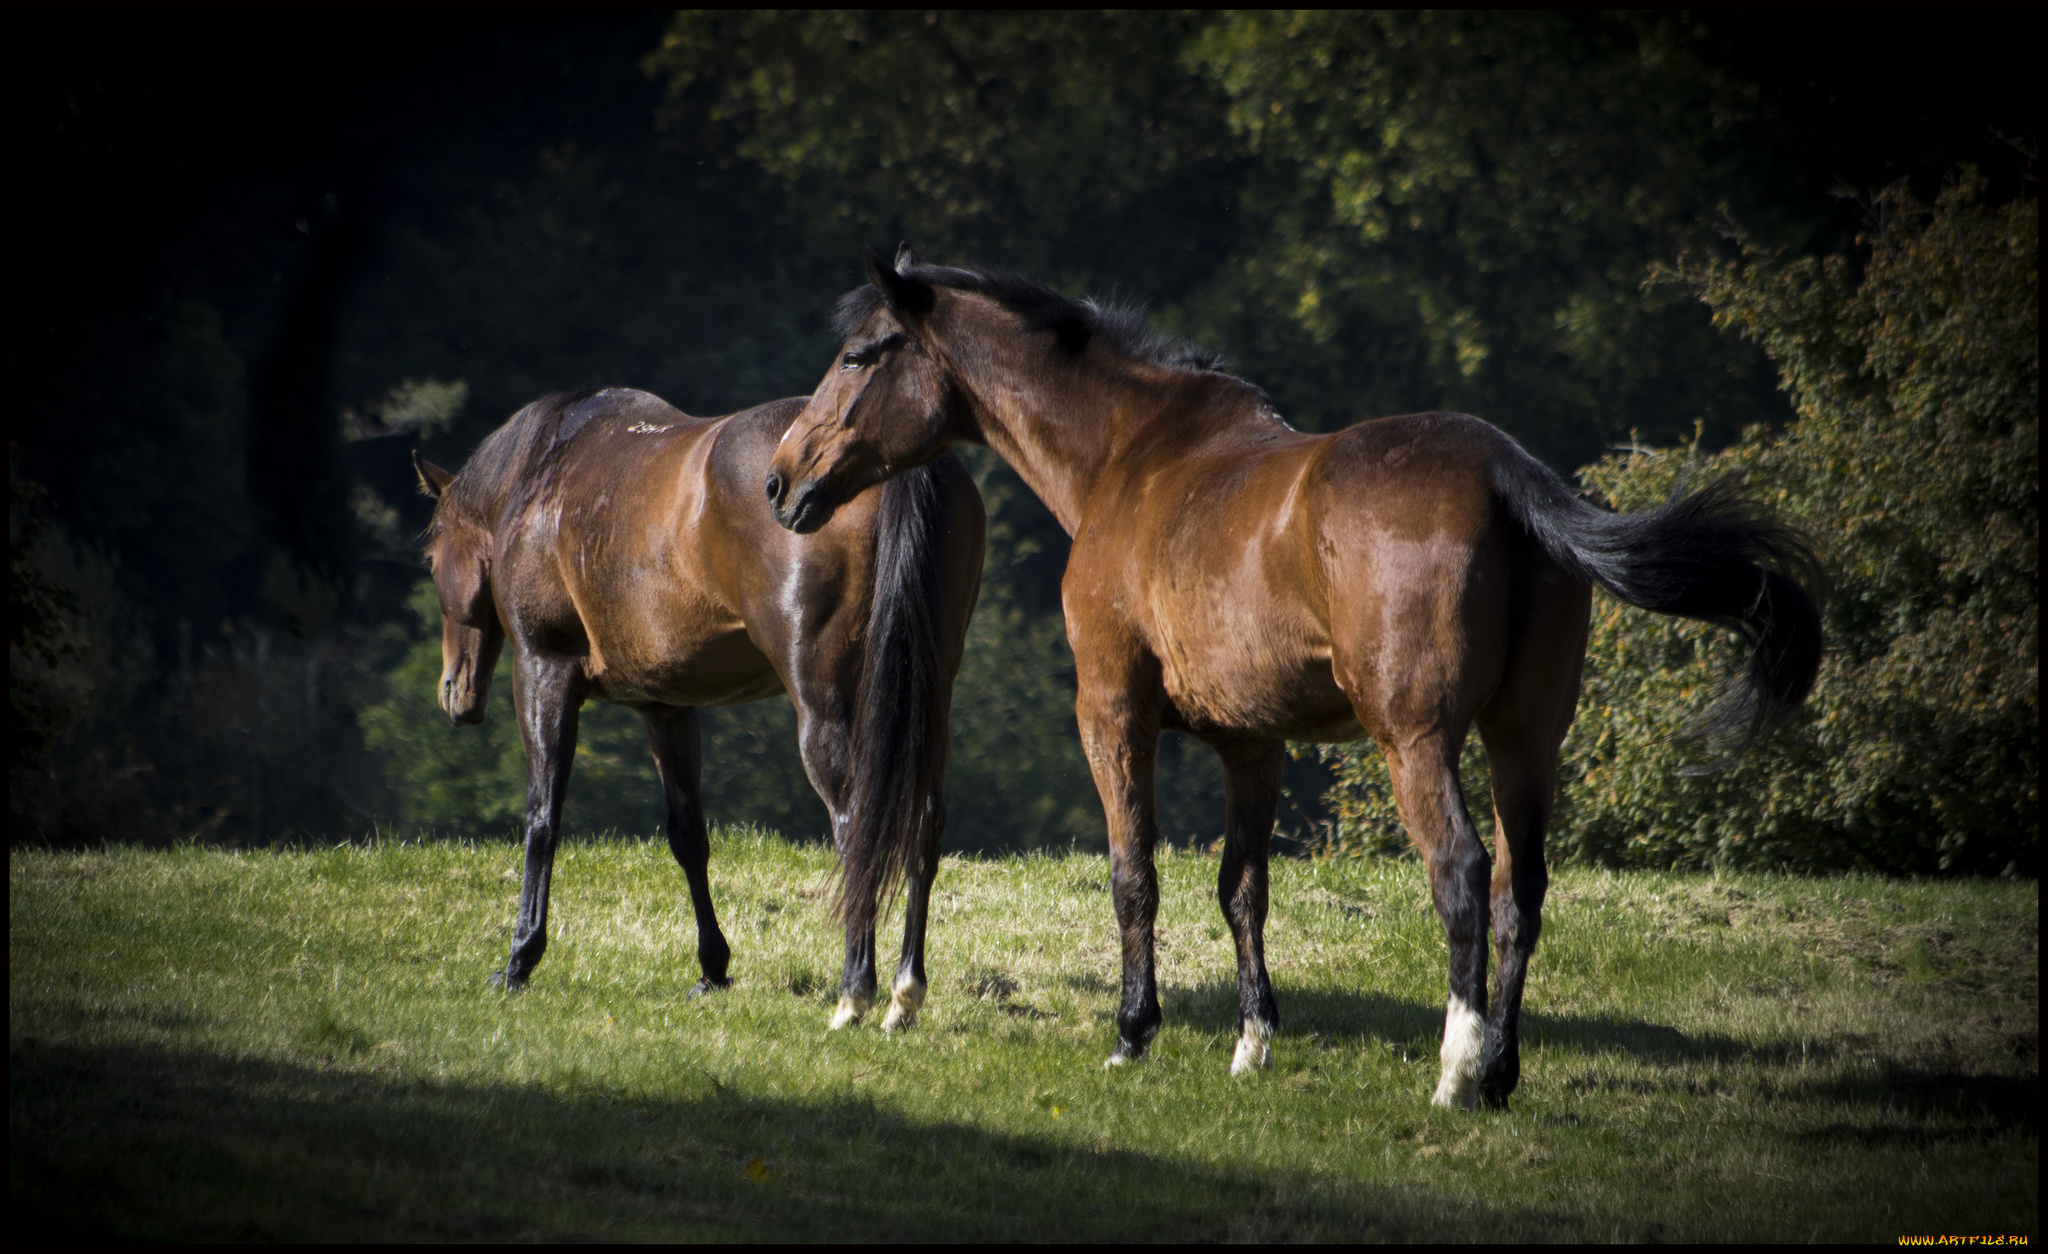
left=641, top=705, right=732, bottom=996
left=1076, top=655, right=1165, bottom=1066
left=494, top=651, right=584, bottom=988
left=1213, top=736, right=1285, bottom=1075
left=882, top=795, right=943, bottom=1032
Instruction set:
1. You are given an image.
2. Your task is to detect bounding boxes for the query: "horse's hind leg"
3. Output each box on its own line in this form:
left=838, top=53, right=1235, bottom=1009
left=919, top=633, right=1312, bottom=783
left=642, top=705, right=732, bottom=996
left=496, top=652, right=584, bottom=988
left=1213, top=736, right=1285, bottom=1074
left=1474, top=569, right=1587, bottom=1107
left=792, top=701, right=878, bottom=1028
left=834, top=928, right=878, bottom=1029
left=1383, top=734, right=1492, bottom=1109
left=1472, top=721, right=1553, bottom=1109
left=882, top=794, right=943, bottom=1032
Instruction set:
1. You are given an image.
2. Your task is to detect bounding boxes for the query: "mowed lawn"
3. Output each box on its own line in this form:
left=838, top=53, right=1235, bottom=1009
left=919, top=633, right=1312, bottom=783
left=10, top=831, right=2037, bottom=1242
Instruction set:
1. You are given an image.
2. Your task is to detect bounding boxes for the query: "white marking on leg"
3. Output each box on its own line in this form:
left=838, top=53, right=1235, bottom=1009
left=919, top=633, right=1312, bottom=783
left=1230, top=1016, right=1274, bottom=1076
left=829, top=988, right=874, bottom=1030
left=1431, top=994, right=1484, bottom=1109
left=880, top=972, right=926, bottom=1033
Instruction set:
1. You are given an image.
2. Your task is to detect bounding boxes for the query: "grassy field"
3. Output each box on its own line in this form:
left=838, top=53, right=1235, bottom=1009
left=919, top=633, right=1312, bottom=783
left=10, top=830, right=2037, bottom=1242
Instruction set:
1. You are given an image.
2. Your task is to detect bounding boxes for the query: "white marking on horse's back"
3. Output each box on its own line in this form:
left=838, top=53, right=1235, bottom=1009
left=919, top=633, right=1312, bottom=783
left=626, top=421, right=674, bottom=435
left=1432, top=994, right=1484, bottom=1109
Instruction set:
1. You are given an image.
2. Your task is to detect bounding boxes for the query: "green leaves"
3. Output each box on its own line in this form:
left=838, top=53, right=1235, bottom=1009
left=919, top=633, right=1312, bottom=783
left=647, top=12, right=1234, bottom=279
left=1185, top=12, right=1781, bottom=461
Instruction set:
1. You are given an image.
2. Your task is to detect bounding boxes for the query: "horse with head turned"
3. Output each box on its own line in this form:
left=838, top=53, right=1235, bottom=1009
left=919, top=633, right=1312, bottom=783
left=415, top=386, right=983, bottom=1031
left=766, top=246, right=1823, bottom=1108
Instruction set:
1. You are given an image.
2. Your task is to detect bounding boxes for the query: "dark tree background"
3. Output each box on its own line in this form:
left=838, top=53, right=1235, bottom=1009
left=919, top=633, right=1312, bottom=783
left=9, top=12, right=2035, bottom=865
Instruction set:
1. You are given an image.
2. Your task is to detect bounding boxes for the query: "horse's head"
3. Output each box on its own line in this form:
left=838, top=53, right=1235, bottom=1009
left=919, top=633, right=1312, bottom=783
left=414, top=451, right=504, bottom=726
left=767, top=246, right=968, bottom=533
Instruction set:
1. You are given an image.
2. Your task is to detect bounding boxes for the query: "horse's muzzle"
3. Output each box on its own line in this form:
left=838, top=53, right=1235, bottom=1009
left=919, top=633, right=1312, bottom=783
left=442, top=679, right=487, bottom=726
left=769, top=475, right=834, bottom=534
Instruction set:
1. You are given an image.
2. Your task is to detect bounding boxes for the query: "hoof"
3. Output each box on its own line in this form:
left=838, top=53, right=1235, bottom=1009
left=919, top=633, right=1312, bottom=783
left=486, top=970, right=527, bottom=992
left=1230, top=1018, right=1274, bottom=1076
left=880, top=976, right=926, bottom=1033
left=1103, top=1040, right=1147, bottom=1069
left=829, top=991, right=874, bottom=1030
left=687, top=976, right=732, bottom=1000
left=1431, top=1077, right=1481, bottom=1110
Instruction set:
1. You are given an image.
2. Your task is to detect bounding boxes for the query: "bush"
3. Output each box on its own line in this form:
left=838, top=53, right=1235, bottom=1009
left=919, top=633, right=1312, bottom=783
left=1319, top=170, right=2037, bottom=875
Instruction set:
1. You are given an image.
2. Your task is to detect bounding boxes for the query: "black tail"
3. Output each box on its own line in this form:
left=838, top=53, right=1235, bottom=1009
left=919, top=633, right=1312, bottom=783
left=837, top=461, right=956, bottom=934
left=1493, top=447, right=1825, bottom=763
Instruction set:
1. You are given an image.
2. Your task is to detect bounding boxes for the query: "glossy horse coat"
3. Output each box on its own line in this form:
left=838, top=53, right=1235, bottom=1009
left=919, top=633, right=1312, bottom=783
left=767, top=251, right=1821, bottom=1106
left=417, top=387, right=983, bottom=1030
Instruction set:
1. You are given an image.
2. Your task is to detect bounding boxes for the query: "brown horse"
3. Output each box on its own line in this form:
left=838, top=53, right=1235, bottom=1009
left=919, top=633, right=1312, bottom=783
left=765, top=248, right=1822, bottom=1108
left=415, top=387, right=983, bottom=1031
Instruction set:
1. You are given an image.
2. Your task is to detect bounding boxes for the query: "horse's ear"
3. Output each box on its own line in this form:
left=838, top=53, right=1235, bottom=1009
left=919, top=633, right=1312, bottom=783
left=893, top=241, right=919, bottom=271
left=864, top=244, right=935, bottom=319
left=413, top=450, right=454, bottom=500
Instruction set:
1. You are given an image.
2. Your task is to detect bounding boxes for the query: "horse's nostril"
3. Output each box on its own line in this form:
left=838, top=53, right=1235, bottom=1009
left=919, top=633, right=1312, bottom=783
left=765, top=472, right=784, bottom=503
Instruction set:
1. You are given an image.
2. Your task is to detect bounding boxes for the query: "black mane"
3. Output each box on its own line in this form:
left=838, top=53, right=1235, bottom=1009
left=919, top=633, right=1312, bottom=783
left=834, top=263, right=1230, bottom=374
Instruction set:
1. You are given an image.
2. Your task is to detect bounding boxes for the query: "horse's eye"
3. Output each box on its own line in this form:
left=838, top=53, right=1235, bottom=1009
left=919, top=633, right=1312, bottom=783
left=840, top=352, right=866, bottom=371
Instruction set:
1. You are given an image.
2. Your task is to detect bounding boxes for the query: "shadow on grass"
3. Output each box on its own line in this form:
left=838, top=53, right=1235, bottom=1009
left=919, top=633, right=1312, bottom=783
left=1163, top=982, right=2038, bottom=1134
left=1785, top=1068, right=2039, bottom=1142
left=1168, top=982, right=1782, bottom=1063
left=10, top=1033, right=1607, bottom=1243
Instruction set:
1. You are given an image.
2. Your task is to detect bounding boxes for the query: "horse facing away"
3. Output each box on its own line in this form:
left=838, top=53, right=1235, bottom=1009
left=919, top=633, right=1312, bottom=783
left=415, top=387, right=984, bottom=1031
left=765, top=248, right=1822, bottom=1109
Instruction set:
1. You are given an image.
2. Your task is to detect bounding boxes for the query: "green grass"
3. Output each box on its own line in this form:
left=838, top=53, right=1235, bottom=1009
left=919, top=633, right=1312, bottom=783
left=10, top=830, right=2037, bottom=1241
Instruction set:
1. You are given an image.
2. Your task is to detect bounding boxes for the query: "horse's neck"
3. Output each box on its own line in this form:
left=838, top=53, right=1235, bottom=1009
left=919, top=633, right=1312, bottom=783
left=968, top=358, right=1190, bottom=536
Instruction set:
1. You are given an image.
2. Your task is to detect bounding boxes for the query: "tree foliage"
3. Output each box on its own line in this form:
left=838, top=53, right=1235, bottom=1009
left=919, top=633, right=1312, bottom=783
left=645, top=11, right=1237, bottom=287
left=1185, top=12, right=1795, bottom=464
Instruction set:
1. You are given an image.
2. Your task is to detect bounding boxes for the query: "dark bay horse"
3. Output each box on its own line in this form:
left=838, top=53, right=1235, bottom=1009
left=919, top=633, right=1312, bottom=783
left=765, top=249, right=1822, bottom=1107
left=414, top=387, right=983, bottom=1031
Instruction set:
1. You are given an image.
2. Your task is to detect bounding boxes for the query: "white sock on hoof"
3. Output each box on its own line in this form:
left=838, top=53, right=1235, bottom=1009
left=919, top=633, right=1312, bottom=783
left=1431, top=994, right=1484, bottom=1109
left=880, top=975, right=926, bottom=1032
left=829, top=990, right=873, bottom=1030
left=1230, top=1017, right=1274, bottom=1076
left=1103, top=1036, right=1149, bottom=1068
